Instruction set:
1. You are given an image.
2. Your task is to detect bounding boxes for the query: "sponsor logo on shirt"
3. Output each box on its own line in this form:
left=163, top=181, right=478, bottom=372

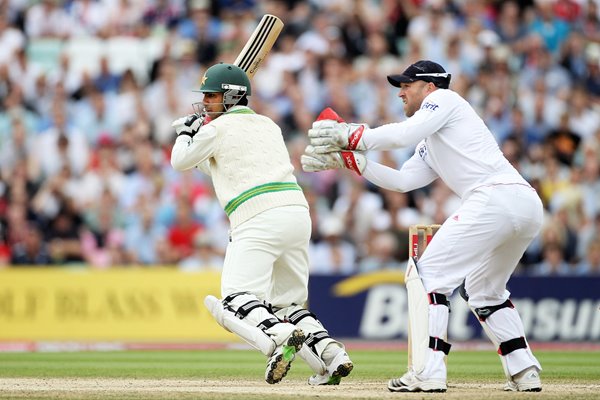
left=421, top=101, right=439, bottom=111
left=418, top=143, right=427, bottom=159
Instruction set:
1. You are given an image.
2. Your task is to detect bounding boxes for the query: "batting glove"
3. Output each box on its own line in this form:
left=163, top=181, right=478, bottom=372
left=172, top=114, right=204, bottom=138
left=308, top=108, right=368, bottom=153
left=301, top=145, right=367, bottom=175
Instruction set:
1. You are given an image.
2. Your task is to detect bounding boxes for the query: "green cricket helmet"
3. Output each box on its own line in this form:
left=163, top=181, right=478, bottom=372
left=199, top=63, right=251, bottom=95
left=196, top=63, right=251, bottom=113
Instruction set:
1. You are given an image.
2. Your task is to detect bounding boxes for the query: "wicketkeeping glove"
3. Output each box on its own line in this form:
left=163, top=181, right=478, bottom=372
left=308, top=107, right=368, bottom=154
left=301, top=145, right=367, bottom=175
left=172, top=114, right=204, bottom=138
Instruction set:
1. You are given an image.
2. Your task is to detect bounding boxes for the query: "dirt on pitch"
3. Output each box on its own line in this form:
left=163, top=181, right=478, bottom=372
left=1, top=378, right=599, bottom=400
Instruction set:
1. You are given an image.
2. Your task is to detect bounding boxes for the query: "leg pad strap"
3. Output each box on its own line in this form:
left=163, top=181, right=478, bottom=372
left=498, top=336, right=527, bottom=356
left=429, top=336, right=452, bottom=355
left=306, top=330, right=331, bottom=349
left=429, top=292, right=450, bottom=311
left=223, top=293, right=273, bottom=320
left=234, top=300, right=271, bottom=319
left=287, top=309, right=318, bottom=325
left=257, top=318, right=280, bottom=331
left=475, top=299, right=514, bottom=321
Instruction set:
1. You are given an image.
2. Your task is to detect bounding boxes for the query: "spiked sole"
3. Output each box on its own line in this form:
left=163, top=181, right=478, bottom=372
left=332, top=362, right=353, bottom=379
left=318, top=361, right=354, bottom=385
left=388, top=385, right=447, bottom=393
left=265, top=330, right=305, bottom=384
left=388, top=378, right=447, bottom=393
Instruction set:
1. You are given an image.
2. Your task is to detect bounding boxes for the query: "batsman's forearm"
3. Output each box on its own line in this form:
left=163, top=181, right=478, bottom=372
left=171, top=128, right=216, bottom=171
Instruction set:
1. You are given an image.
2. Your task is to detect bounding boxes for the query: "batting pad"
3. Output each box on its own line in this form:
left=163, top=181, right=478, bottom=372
left=477, top=306, right=541, bottom=377
left=204, top=295, right=276, bottom=356
left=405, top=257, right=430, bottom=374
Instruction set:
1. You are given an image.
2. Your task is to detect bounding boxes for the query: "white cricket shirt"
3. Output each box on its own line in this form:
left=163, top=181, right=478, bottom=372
left=361, top=89, right=529, bottom=198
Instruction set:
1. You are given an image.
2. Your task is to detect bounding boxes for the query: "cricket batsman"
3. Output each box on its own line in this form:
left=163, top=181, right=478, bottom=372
left=170, top=63, right=353, bottom=385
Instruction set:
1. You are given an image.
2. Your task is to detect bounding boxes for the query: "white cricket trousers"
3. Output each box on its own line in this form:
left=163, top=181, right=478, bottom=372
left=417, top=183, right=544, bottom=379
left=419, top=184, right=543, bottom=305
left=221, top=205, right=310, bottom=309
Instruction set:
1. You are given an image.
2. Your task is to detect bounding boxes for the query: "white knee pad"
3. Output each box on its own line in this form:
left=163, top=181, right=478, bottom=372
left=470, top=300, right=541, bottom=377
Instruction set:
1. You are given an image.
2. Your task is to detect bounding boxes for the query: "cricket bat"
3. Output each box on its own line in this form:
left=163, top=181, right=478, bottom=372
left=234, top=14, right=284, bottom=78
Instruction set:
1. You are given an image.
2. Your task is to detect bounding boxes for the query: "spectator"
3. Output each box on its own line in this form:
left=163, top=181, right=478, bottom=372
left=407, top=1, right=456, bottom=63
left=331, top=176, right=384, bottom=256
left=559, top=31, right=588, bottom=81
left=144, top=57, right=192, bottom=145
left=577, top=238, right=600, bottom=275
left=583, top=44, right=600, bottom=98
left=106, top=0, right=145, bottom=35
left=545, top=112, right=581, bottom=166
left=72, top=88, right=124, bottom=145
left=178, top=231, right=224, bottom=272
left=68, top=0, right=110, bottom=36
left=93, top=56, right=122, bottom=94
left=177, top=0, right=220, bottom=64
left=494, top=1, right=528, bottom=46
left=77, top=135, right=126, bottom=209
left=119, top=140, right=163, bottom=211
left=310, top=214, right=357, bottom=275
left=36, top=102, right=90, bottom=178
left=576, top=142, right=600, bottom=221
left=531, top=242, right=572, bottom=276
left=24, top=0, right=74, bottom=38
left=46, top=203, right=84, bottom=264
left=0, top=11, right=25, bottom=67
left=81, top=190, right=127, bottom=268
left=165, top=196, right=203, bottom=264
left=124, top=201, right=167, bottom=265
left=568, top=85, right=600, bottom=140
left=358, top=231, right=402, bottom=273
left=31, top=164, right=79, bottom=221
left=576, top=0, right=600, bottom=43
left=529, top=0, right=570, bottom=54
left=10, top=222, right=52, bottom=265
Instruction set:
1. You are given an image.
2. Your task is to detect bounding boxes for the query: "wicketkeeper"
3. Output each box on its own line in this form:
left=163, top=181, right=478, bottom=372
left=170, top=63, right=353, bottom=385
left=302, top=60, right=543, bottom=393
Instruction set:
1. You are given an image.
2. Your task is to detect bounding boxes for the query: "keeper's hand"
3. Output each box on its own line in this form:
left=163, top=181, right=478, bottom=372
left=301, top=145, right=367, bottom=175
left=172, top=114, right=204, bottom=138
left=308, top=108, right=368, bottom=153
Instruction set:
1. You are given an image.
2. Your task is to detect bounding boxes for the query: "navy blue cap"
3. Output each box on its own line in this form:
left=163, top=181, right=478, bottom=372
left=387, top=60, right=451, bottom=89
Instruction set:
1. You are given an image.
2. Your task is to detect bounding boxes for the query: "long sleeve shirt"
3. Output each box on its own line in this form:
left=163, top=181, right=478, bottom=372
left=171, top=106, right=307, bottom=228
left=360, top=89, right=529, bottom=198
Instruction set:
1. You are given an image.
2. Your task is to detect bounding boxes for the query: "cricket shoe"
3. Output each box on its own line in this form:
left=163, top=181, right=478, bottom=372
left=308, top=350, right=354, bottom=385
left=265, top=328, right=305, bottom=384
left=504, top=366, right=542, bottom=392
left=388, top=370, right=447, bottom=393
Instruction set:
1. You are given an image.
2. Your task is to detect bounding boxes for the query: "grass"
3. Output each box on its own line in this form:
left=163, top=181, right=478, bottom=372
left=0, top=349, right=598, bottom=399
left=1, top=350, right=599, bottom=381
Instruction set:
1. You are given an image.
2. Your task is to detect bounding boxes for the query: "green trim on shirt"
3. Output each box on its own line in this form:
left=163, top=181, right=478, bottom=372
left=224, top=182, right=302, bottom=216
left=225, top=107, right=256, bottom=115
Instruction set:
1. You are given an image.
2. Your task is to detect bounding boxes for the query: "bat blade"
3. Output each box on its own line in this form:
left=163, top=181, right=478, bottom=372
left=234, top=14, right=284, bottom=78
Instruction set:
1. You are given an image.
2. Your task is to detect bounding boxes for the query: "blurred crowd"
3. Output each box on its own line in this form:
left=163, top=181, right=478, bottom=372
left=1, top=0, right=599, bottom=276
